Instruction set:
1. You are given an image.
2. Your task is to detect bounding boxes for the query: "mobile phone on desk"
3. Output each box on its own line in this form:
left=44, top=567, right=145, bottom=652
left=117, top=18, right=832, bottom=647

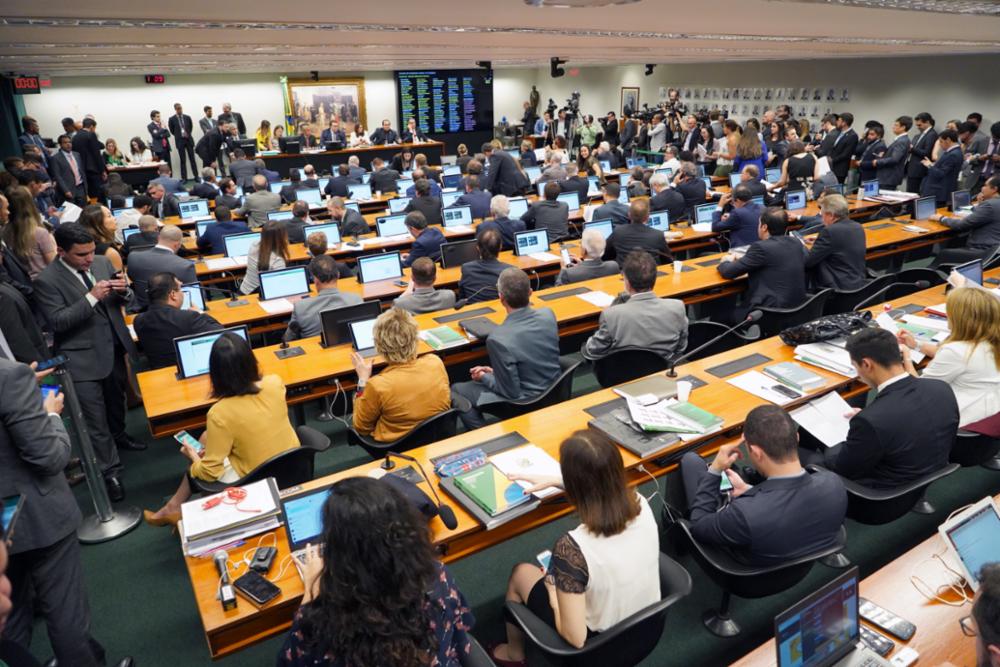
left=174, top=430, right=205, bottom=456
left=232, top=569, right=281, bottom=607
left=393, top=279, right=408, bottom=287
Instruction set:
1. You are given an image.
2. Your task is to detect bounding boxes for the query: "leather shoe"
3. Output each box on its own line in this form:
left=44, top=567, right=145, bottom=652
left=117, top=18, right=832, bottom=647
left=65, top=471, right=85, bottom=487
left=105, top=476, right=125, bottom=502
left=116, top=436, right=147, bottom=452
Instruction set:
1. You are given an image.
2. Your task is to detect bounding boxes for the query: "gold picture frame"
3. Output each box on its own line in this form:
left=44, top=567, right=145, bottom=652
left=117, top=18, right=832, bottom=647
left=620, top=87, right=640, bottom=118
left=284, top=78, right=366, bottom=135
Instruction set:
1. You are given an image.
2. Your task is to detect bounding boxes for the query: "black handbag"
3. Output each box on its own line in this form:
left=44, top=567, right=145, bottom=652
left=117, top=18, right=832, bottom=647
left=779, top=311, right=873, bottom=346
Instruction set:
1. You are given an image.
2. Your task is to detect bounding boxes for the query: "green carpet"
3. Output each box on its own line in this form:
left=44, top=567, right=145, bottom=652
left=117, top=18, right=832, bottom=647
left=24, top=363, right=1000, bottom=667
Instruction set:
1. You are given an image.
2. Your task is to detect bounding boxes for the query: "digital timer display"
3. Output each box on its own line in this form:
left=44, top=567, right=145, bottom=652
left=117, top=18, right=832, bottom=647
left=145, top=74, right=166, bottom=84
left=12, top=76, right=40, bottom=94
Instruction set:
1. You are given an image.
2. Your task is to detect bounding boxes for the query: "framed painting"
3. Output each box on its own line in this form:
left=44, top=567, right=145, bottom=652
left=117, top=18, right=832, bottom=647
left=620, top=87, right=640, bottom=118
left=284, top=78, right=366, bottom=135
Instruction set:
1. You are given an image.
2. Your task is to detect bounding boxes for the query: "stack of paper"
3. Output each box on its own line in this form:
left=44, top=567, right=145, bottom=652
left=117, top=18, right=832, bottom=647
left=902, top=313, right=950, bottom=334
left=691, top=222, right=713, bottom=233
left=790, top=392, right=854, bottom=448
left=576, top=291, right=615, bottom=308
left=624, top=397, right=723, bottom=434
left=180, top=478, right=282, bottom=557
left=528, top=252, right=560, bottom=262
left=925, top=302, right=947, bottom=317
left=875, top=313, right=925, bottom=364
left=794, top=342, right=857, bottom=378
left=258, top=298, right=293, bottom=314
left=60, top=202, right=83, bottom=223
left=203, top=257, right=239, bottom=271
left=490, top=444, right=563, bottom=499
left=727, top=370, right=804, bottom=406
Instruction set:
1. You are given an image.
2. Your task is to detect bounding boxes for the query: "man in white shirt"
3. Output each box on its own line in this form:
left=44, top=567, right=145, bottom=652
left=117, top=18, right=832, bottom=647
left=114, top=194, right=154, bottom=243
left=648, top=114, right=667, bottom=153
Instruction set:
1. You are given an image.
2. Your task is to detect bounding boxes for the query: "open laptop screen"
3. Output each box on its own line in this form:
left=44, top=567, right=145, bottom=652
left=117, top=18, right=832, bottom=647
left=178, top=199, right=210, bottom=220
left=442, top=205, right=473, bottom=228
left=281, top=485, right=333, bottom=552
left=357, top=252, right=402, bottom=283
left=174, top=326, right=249, bottom=379
left=775, top=567, right=861, bottom=667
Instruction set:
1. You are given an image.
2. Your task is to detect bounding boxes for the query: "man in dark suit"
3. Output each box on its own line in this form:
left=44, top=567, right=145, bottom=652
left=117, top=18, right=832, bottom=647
left=558, top=163, right=590, bottom=204
left=284, top=201, right=311, bottom=244
left=217, top=103, right=246, bottom=137
left=680, top=405, right=847, bottom=565
left=195, top=121, right=228, bottom=169
left=678, top=114, right=702, bottom=153
left=122, top=215, right=160, bottom=260
left=228, top=148, right=258, bottom=191
left=279, top=169, right=306, bottom=205
left=452, top=266, right=560, bottom=429
left=605, top=198, right=672, bottom=263
left=826, top=112, right=859, bottom=183
left=601, top=112, right=620, bottom=146
left=712, top=185, right=765, bottom=249
left=400, top=118, right=428, bottom=144
left=718, top=208, right=806, bottom=318
left=402, top=211, right=445, bottom=268
left=125, top=225, right=197, bottom=312
left=648, top=172, right=686, bottom=221
left=477, top=195, right=526, bottom=251
left=406, top=169, right=442, bottom=198
left=935, top=175, right=1000, bottom=265
left=189, top=167, right=220, bottom=200
left=149, top=163, right=186, bottom=194
left=196, top=205, right=249, bottom=255
left=458, top=228, right=514, bottom=305
left=521, top=181, right=569, bottom=242
left=455, top=175, right=492, bottom=219
left=672, top=161, right=708, bottom=217
left=147, top=183, right=181, bottom=219
left=369, top=158, right=401, bottom=194
left=326, top=197, right=369, bottom=238
left=71, top=118, right=107, bottom=203
left=325, top=164, right=352, bottom=198
left=809, top=114, right=840, bottom=157
left=147, top=109, right=172, bottom=164
left=17, top=116, right=48, bottom=169
left=199, top=106, right=216, bottom=136
left=920, top=129, right=963, bottom=206
left=254, top=158, right=280, bottom=183
left=50, top=134, right=87, bottom=206
left=0, top=281, right=48, bottom=363
left=555, top=228, right=618, bottom=286
left=872, top=116, right=912, bottom=191
left=592, top=182, right=630, bottom=226
left=729, top=165, right=768, bottom=202
left=804, top=194, right=866, bottom=291
left=481, top=142, right=521, bottom=197
left=301, top=164, right=320, bottom=189
left=907, top=112, right=938, bottom=193
left=215, top=178, right=242, bottom=210
left=346, top=156, right=366, bottom=183
left=133, top=273, right=223, bottom=369
left=803, top=328, right=959, bottom=488
left=402, top=179, right=443, bottom=227
left=33, top=223, right=141, bottom=502
left=168, top=103, right=196, bottom=180
left=369, top=119, right=400, bottom=146
left=620, top=115, right=638, bottom=154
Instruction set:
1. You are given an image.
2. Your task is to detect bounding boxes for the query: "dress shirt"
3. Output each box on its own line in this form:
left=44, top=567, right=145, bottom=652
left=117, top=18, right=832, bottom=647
left=876, top=372, right=909, bottom=394
left=61, top=258, right=98, bottom=307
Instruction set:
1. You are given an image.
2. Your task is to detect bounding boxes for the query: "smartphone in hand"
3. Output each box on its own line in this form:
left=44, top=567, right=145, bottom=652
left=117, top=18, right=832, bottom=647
left=174, top=430, right=205, bottom=456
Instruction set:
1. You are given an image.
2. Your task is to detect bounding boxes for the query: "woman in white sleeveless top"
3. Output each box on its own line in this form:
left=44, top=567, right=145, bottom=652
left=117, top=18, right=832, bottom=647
left=489, top=430, right=660, bottom=666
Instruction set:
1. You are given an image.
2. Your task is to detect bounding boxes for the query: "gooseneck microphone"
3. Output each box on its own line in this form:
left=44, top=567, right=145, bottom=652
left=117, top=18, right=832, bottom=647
left=381, top=452, right=458, bottom=530
left=453, top=285, right=499, bottom=310
left=666, top=310, right=763, bottom=378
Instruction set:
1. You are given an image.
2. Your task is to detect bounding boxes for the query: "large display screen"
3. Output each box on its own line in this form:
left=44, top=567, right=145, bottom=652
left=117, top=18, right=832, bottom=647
left=395, top=69, right=494, bottom=135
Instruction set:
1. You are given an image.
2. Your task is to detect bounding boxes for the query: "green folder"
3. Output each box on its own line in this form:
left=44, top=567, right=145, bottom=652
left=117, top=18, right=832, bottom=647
left=422, top=326, right=467, bottom=350
left=453, top=463, right=531, bottom=517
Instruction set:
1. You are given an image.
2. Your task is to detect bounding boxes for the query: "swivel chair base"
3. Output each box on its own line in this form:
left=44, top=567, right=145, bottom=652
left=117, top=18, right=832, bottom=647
left=820, top=552, right=852, bottom=569
left=984, top=455, right=1000, bottom=472
left=702, top=609, right=741, bottom=638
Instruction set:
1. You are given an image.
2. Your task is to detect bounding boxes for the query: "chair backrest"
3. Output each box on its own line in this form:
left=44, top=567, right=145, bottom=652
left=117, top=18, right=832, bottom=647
left=240, top=447, right=317, bottom=489
left=950, top=431, right=1000, bottom=468
left=757, top=289, right=831, bottom=338
left=351, top=406, right=460, bottom=460
left=683, top=320, right=761, bottom=362
left=824, top=275, right=892, bottom=315
left=893, top=267, right=947, bottom=287
left=812, top=463, right=960, bottom=525
left=592, top=348, right=669, bottom=388
left=484, top=357, right=581, bottom=421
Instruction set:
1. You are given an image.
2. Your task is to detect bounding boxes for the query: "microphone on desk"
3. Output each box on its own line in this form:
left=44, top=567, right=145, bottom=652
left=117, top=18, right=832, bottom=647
left=213, top=550, right=238, bottom=610
left=199, top=285, right=249, bottom=308
left=852, top=281, right=931, bottom=312
left=666, top=310, right=763, bottom=378
left=454, top=285, right=499, bottom=310
left=380, top=452, right=458, bottom=530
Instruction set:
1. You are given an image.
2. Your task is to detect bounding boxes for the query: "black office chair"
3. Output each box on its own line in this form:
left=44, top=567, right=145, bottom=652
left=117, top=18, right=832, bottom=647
left=683, top=320, right=761, bottom=361
left=504, top=553, right=692, bottom=666
left=481, top=357, right=581, bottom=422
left=823, top=275, right=893, bottom=315
left=591, top=347, right=669, bottom=388
left=892, top=267, right=947, bottom=287
left=669, top=519, right=846, bottom=637
left=462, top=636, right=495, bottom=667
left=950, top=430, right=1000, bottom=468
left=191, top=425, right=331, bottom=494
left=756, top=289, right=831, bottom=338
left=347, top=395, right=471, bottom=460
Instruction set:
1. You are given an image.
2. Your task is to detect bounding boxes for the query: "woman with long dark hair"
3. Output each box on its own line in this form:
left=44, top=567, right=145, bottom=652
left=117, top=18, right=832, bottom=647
left=77, top=203, right=124, bottom=271
left=278, top=477, right=474, bottom=666
left=240, top=220, right=289, bottom=294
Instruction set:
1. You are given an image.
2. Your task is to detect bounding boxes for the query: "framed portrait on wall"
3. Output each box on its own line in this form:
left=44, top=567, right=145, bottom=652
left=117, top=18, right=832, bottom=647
left=621, top=87, right=640, bottom=117
left=284, top=78, right=366, bottom=135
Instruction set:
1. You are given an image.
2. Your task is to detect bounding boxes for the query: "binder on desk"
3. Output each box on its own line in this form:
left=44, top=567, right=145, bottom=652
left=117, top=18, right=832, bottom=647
left=588, top=410, right=681, bottom=459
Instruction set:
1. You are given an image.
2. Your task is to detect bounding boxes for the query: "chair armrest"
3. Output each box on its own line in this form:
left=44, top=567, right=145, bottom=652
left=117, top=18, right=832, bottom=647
left=504, top=602, right=577, bottom=654
left=295, top=425, right=331, bottom=452
left=346, top=427, right=382, bottom=450
left=451, top=394, right=472, bottom=413
left=807, top=463, right=960, bottom=500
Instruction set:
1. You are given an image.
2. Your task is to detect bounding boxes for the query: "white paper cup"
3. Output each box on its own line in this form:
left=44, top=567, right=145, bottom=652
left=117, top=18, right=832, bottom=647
left=673, top=260, right=683, bottom=274
left=676, top=380, right=692, bottom=403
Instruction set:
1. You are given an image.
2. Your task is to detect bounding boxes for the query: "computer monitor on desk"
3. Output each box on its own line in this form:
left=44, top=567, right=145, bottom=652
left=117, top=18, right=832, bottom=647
left=319, top=301, right=382, bottom=347
left=508, top=197, right=529, bottom=219
left=278, top=137, right=300, bottom=154
left=237, top=139, right=257, bottom=159
left=348, top=183, right=373, bottom=201
left=584, top=219, right=614, bottom=239
left=514, top=229, right=550, bottom=256
left=178, top=199, right=212, bottom=221
left=694, top=203, right=716, bottom=226
left=356, top=251, right=403, bottom=283
left=785, top=189, right=806, bottom=211
left=441, top=190, right=463, bottom=209
left=647, top=211, right=669, bottom=232
left=524, top=166, right=542, bottom=183
left=222, top=232, right=260, bottom=259
left=861, top=179, right=879, bottom=199
left=765, top=167, right=782, bottom=184
left=913, top=196, right=936, bottom=221
left=269, top=181, right=288, bottom=193
left=173, top=325, right=249, bottom=379
left=440, top=239, right=479, bottom=269
left=267, top=210, right=295, bottom=222
left=442, top=205, right=473, bottom=228
left=396, top=178, right=415, bottom=195
left=557, top=191, right=580, bottom=212
left=297, top=188, right=322, bottom=207
left=442, top=173, right=462, bottom=189
left=305, top=222, right=342, bottom=246
left=196, top=219, right=216, bottom=237
left=258, top=266, right=311, bottom=302
left=375, top=214, right=409, bottom=238
left=349, top=317, right=379, bottom=358
left=389, top=196, right=411, bottom=214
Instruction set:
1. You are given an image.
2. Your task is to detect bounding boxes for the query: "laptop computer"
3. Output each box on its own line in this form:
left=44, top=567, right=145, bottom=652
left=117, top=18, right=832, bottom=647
left=524, top=166, right=542, bottom=183
left=954, top=258, right=983, bottom=286
left=729, top=172, right=742, bottom=189
left=584, top=219, right=614, bottom=240
left=912, top=196, right=936, bottom=221
left=122, top=227, right=143, bottom=242
left=442, top=173, right=462, bottom=189
left=442, top=165, right=461, bottom=177
left=374, top=214, right=409, bottom=239
left=304, top=222, right=342, bottom=247
left=938, top=496, right=1000, bottom=591
left=258, top=266, right=311, bottom=302
left=173, top=325, right=249, bottom=379
left=349, top=317, right=379, bottom=358
left=860, top=179, right=879, bottom=199
left=356, top=251, right=403, bottom=283
left=222, top=232, right=260, bottom=260
left=395, top=178, right=414, bottom=195
left=442, top=205, right=473, bottom=228
left=178, top=198, right=213, bottom=222
left=266, top=209, right=295, bottom=222
left=785, top=189, right=807, bottom=211
left=196, top=219, right=216, bottom=237
left=694, top=203, right=717, bottom=226
left=647, top=211, right=670, bottom=232
left=319, top=301, right=382, bottom=347
left=951, top=189, right=973, bottom=214
left=279, top=483, right=334, bottom=573
left=508, top=197, right=530, bottom=219
left=297, top=188, right=323, bottom=207
left=269, top=180, right=288, bottom=193
left=765, top=167, right=782, bottom=184
left=440, top=239, right=480, bottom=269
left=557, top=191, right=580, bottom=212
left=751, top=195, right=766, bottom=207
left=441, top=190, right=463, bottom=209
left=514, top=229, right=550, bottom=257
left=388, top=196, right=411, bottom=214
left=775, top=567, right=890, bottom=667
left=348, top=183, right=373, bottom=201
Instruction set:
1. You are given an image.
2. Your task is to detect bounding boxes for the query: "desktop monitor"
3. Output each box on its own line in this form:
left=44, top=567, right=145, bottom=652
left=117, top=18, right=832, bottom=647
left=124, top=195, right=134, bottom=208
left=178, top=199, right=211, bottom=220
left=765, top=167, right=782, bottom=184
left=557, top=191, right=580, bottom=211
left=955, top=258, right=983, bottom=286
left=348, top=183, right=373, bottom=201
left=356, top=252, right=403, bottom=283
left=173, top=325, right=249, bottom=379
left=180, top=283, right=205, bottom=311
left=913, top=195, right=936, bottom=221
left=349, top=317, right=378, bottom=356
left=259, top=266, right=311, bottom=302
left=442, top=173, right=462, bottom=189
left=319, top=301, right=382, bottom=347
left=440, top=239, right=480, bottom=269
left=938, top=497, right=1000, bottom=591
left=388, top=196, right=411, bottom=214
left=395, top=178, right=414, bottom=195
left=297, top=188, right=322, bottom=207
left=599, top=159, right=611, bottom=173
left=324, top=140, right=343, bottom=151
left=785, top=190, right=807, bottom=211
left=513, top=229, right=550, bottom=256
left=774, top=567, right=862, bottom=667
left=861, top=179, right=879, bottom=198
left=122, top=227, right=142, bottom=242
left=442, top=205, right=473, bottom=228
left=441, top=190, right=463, bottom=208
left=952, top=189, right=972, bottom=212
left=524, top=165, right=542, bottom=182
left=508, top=197, right=529, bottom=219
left=344, top=201, right=361, bottom=215
left=618, top=188, right=630, bottom=204
left=584, top=219, right=613, bottom=240
left=626, top=156, right=647, bottom=168
left=222, top=232, right=260, bottom=258
left=824, top=183, right=845, bottom=196
left=267, top=209, right=296, bottom=222
left=587, top=176, right=601, bottom=196
left=751, top=195, right=765, bottom=207
left=728, top=172, right=742, bottom=189
left=647, top=211, right=670, bottom=232
left=375, top=214, right=409, bottom=238
left=442, top=165, right=461, bottom=177
left=237, top=139, right=257, bottom=159
left=694, top=203, right=717, bottom=226
left=269, top=181, right=288, bottom=193
left=278, top=137, right=300, bottom=154
left=305, top=222, right=342, bottom=246
left=196, top=219, right=216, bottom=237
left=111, top=208, right=129, bottom=220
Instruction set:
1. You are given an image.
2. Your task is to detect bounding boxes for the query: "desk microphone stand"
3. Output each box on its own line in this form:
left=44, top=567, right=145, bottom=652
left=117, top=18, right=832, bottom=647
left=56, top=368, right=142, bottom=543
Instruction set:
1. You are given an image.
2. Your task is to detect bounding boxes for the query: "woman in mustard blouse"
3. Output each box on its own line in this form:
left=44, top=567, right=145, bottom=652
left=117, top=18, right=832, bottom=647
left=256, top=120, right=272, bottom=152
left=144, top=332, right=300, bottom=527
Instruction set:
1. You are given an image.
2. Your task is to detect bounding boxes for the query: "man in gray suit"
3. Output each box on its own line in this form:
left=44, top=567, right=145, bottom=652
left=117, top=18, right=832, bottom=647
left=124, top=225, right=197, bottom=312
left=521, top=181, right=570, bottom=242
left=283, top=255, right=362, bottom=341
left=199, top=105, right=216, bottom=135
left=50, top=134, right=88, bottom=206
left=935, top=175, right=1000, bottom=265
left=228, top=147, right=258, bottom=190
left=33, top=223, right=140, bottom=502
left=452, top=267, right=561, bottom=429
left=555, top=228, right=619, bottom=286
left=873, top=116, right=912, bottom=191
left=592, top=182, right=631, bottom=226
left=582, top=250, right=687, bottom=362
left=148, top=163, right=186, bottom=194
left=393, top=257, right=456, bottom=314
left=0, top=359, right=113, bottom=667
left=237, top=174, right=282, bottom=229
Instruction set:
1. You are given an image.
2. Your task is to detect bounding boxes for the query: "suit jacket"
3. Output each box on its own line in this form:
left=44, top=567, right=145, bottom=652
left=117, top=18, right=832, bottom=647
left=814, top=128, right=840, bottom=157
left=285, top=287, right=363, bottom=340
left=0, top=359, right=80, bottom=554
left=712, top=202, right=764, bottom=249
left=404, top=227, right=446, bottom=267
left=347, top=165, right=367, bottom=183
left=217, top=193, right=241, bottom=210
left=148, top=121, right=172, bottom=156
left=940, top=197, right=1000, bottom=250
left=805, top=218, right=866, bottom=291
left=126, top=247, right=197, bottom=312
left=556, top=258, right=619, bottom=286
left=154, top=193, right=181, bottom=219
left=406, top=181, right=442, bottom=198
left=606, top=222, right=671, bottom=263
left=0, top=244, right=35, bottom=304
left=123, top=230, right=160, bottom=259
left=674, top=178, right=707, bottom=218
left=0, top=282, right=48, bottom=362
left=649, top=188, right=687, bottom=222
left=49, top=150, right=87, bottom=201
left=482, top=150, right=520, bottom=197
left=857, top=139, right=885, bottom=182
left=521, top=200, right=569, bottom=241
left=337, top=209, right=370, bottom=239
left=718, top=235, right=807, bottom=309
left=149, top=175, right=186, bottom=194
left=620, top=120, right=638, bottom=152
left=827, top=128, right=858, bottom=182
left=593, top=200, right=630, bottom=226
left=190, top=182, right=218, bottom=200
left=324, top=176, right=351, bottom=198
left=459, top=258, right=514, bottom=303
left=70, top=129, right=106, bottom=176
left=875, top=135, right=910, bottom=188
left=196, top=128, right=226, bottom=164
left=197, top=219, right=250, bottom=255
left=168, top=113, right=194, bottom=146
left=133, top=303, right=223, bottom=369
left=582, top=291, right=687, bottom=361
left=967, top=131, right=990, bottom=157
left=477, top=217, right=525, bottom=251
left=907, top=128, right=938, bottom=178
left=370, top=168, right=401, bottom=194
left=824, top=375, right=958, bottom=488
left=283, top=219, right=309, bottom=244
left=404, top=196, right=443, bottom=228
left=688, top=466, right=846, bottom=566
left=218, top=111, right=246, bottom=137
left=279, top=184, right=303, bottom=205
left=237, top=190, right=282, bottom=228
left=229, top=159, right=258, bottom=190
left=455, top=189, right=492, bottom=219
left=393, top=287, right=456, bottom=314
left=369, top=128, right=399, bottom=145
left=559, top=176, right=590, bottom=205
left=400, top=129, right=428, bottom=144
left=33, top=257, right=136, bottom=381
left=921, top=146, right=963, bottom=204
left=199, top=116, right=217, bottom=135
left=320, top=128, right=347, bottom=145
left=476, top=307, right=561, bottom=404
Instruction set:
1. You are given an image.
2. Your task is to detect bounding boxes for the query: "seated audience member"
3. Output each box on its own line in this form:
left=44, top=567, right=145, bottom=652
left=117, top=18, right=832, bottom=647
left=522, top=181, right=570, bottom=242
left=592, top=182, right=630, bottom=226
left=402, top=211, right=445, bottom=268
left=196, top=205, right=248, bottom=256
left=679, top=406, right=847, bottom=565
left=403, top=179, right=443, bottom=227
left=326, top=196, right=369, bottom=238
left=556, top=228, right=619, bottom=285
left=801, top=328, right=959, bottom=488
left=898, top=287, right=1000, bottom=427
left=717, top=208, right=807, bottom=317
left=804, top=194, right=866, bottom=291
left=368, top=158, right=401, bottom=194
left=582, top=251, right=687, bottom=361
left=459, top=228, right=514, bottom=305
left=240, top=220, right=289, bottom=295
left=228, top=148, right=257, bottom=190
left=605, top=198, right=672, bottom=263
left=394, top=257, right=456, bottom=314
left=735, top=164, right=768, bottom=200
left=414, top=153, right=440, bottom=184
left=477, top=195, right=526, bottom=250
left=122, top=214, right=160, bottom=259
left=324, top=164, right=352, bottom=198
left=959, top=562, right=1000, bottom=667
left=351, top=308, right=452, bottom=442
left=648, top=172, right=686, bottom=221
left=276, top=477, right=473, bottom=667
left=345, top=155, right=366, bottom=183
left=279, top=168, right=304, bottom=204
left=285, top=200, right=311, bottom=244
left=113, top=194, right=153, bottom=242
left=237, top=174, right=282, bottom=229
left=672, top=161, right=708, bottom=217
left=935, top=175, right=1000, bottom=265
left=284, top=255, right=362, bottom=341
left=133, top=273, right=223, bottom=369
left=144, top=332, right=300, bottom=526
left=452, top=268, right=560, bottom=429
left=712, top=185, right=765, bottom=249
left=406, top=169, right=442, bottom=198
left=149, top=163, right=185, bottom=193
left=215, top=178, right=242, bottom=210
left=538, top=151, right=567, bottom=184
left=455, top=175, right=492, bottom=219
left=558, top=162, right=590, bottom=204
left=493, top=430, right=659, bottom=664
left=125, top=224, right=196, bottom=311
left=627, top=166, right=649, bottom=198
left=189, top=167, right=220, bottom=199
left=147, top=183, right=180, bottom=219
left=301, top=164, right=320, bottom=189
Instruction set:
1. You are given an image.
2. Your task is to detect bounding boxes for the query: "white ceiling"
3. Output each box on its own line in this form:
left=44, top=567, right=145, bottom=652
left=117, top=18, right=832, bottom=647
left=2, top=0, right=1000, bottom=76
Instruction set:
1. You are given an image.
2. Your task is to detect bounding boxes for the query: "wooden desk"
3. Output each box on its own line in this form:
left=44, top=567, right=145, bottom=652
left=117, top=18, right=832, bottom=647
left=109, top=162, right=163, bottom=188
left=259, top=141, right=444, bottom=178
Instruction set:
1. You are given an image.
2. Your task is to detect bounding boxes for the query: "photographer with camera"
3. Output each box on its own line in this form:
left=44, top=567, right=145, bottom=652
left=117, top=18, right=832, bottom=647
left=601, top=112, right=619, bottom=146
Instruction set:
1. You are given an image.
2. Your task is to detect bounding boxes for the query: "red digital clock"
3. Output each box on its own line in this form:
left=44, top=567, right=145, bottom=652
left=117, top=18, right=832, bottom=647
left=145, top=74, right=166, bottom=84
left=12, top=76, right=40, bottom=95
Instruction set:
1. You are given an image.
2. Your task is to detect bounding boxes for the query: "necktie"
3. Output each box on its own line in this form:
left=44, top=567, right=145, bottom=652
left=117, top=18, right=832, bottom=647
left=65, top=151, right=81, bottom=186
left=78, top=270, right=93, bottom=290
left=983, top=141, right=997, bottom=178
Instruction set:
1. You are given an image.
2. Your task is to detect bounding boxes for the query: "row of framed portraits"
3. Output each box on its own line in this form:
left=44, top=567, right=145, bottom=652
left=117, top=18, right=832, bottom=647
left=661, top=87, right=851, bottom=103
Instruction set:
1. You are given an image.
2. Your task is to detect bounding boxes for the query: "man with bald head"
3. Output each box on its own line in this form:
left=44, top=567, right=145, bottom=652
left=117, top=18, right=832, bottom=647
left=236, top=174, right=281, bottom=228
left=125, top=224, right=197, bottom=312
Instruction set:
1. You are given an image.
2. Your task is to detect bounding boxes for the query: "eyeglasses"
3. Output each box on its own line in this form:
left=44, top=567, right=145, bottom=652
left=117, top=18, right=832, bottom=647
left=960, top=615, right=977, bottom=638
